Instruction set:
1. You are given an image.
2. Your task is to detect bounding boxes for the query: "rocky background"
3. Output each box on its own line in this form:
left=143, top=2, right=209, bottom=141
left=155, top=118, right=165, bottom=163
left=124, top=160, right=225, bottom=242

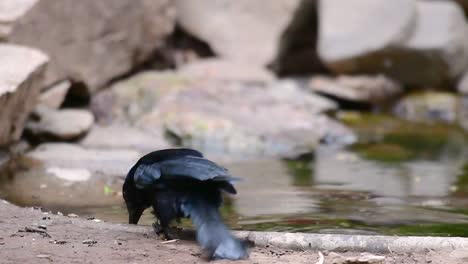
left=2, top=0, right=468, bottom=168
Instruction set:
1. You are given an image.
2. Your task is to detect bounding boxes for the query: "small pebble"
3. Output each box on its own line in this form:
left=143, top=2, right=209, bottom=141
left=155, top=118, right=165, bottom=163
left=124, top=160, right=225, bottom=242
left=68, top=213, right=78, bottom=218
left=37, top=254, right=51, bottom=258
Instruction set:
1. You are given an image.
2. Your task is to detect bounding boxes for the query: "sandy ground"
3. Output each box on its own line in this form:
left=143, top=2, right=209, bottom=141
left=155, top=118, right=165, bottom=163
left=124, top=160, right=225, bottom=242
left=1, top=200, right=467, bottom=264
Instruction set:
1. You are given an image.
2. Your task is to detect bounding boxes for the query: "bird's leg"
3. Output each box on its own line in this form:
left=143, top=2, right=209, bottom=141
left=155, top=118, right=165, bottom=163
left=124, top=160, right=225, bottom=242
left=152, top=220, right=174, bottom=240
left=161, top=219, right=174, bottom=240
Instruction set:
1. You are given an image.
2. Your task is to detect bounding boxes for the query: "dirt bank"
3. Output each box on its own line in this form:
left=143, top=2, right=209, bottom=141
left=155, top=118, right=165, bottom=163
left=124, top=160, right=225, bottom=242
left=0, top=200, right=467, bottom=264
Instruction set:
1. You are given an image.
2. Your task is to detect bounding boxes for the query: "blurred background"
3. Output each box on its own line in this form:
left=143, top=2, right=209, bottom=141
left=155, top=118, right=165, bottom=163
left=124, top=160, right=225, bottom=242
left=3, top=0, right=468, bottom=237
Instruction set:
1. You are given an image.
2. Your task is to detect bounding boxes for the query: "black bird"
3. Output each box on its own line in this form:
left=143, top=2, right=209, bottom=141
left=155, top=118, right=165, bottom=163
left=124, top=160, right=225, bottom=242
left=122, top=148, right=248, bottom=260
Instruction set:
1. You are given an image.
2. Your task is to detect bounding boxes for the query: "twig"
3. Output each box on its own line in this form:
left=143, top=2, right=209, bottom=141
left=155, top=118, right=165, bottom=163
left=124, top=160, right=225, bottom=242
left=20, top=227, right=51, bottom=238
left=161, top=239, right=179, bottom=244
left=315, top=251, right=324, bottom=264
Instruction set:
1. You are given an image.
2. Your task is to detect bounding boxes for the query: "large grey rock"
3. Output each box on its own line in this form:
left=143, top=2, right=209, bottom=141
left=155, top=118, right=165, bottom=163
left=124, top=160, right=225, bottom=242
left=318, top=0, right=468, bottom=86
left=175, top=0, right=301, bottom=66
left=26, top=107, right=94, bottom=141
left=37, top=80, right=70, bottom=109
left=178, top=59, right=276, bottom=83
left=80, top=124, right=170, bottom=153
left=0, top=0, right=37, bottom=39
left=136, top=79, right=351, bottom=159
left=402, top=1, right=468, bottom=82
left=309, top=75, right=402, bottom=103
left=92, top=69, right=355, bottom=160
left=91, top=71, right=191, bottom=124
left=0, top=44, right=49, bottom=146
left=4, top=0, right=175, bottom=94
left=318, top=0, right=415, bottom=64
left=26, top=143, right=140, bottom=176
left=393, top=92, right=459, bottom=124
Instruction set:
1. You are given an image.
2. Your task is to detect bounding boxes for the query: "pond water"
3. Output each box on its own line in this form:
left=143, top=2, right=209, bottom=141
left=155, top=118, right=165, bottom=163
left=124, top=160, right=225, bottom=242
left=3, top=112, right=468, bottom=237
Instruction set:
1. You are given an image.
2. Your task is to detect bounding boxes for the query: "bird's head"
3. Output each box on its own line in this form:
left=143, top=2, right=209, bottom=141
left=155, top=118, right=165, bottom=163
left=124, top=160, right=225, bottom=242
left=122, top=178, right=147, bottom=225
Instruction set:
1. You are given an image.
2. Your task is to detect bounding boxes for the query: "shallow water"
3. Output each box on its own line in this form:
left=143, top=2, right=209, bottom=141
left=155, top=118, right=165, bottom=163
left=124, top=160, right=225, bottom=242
left=3, top=113, right=468, bottom=236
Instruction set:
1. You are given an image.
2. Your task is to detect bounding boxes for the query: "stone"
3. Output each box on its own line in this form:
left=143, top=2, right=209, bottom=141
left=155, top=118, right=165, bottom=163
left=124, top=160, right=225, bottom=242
left=402, top=1, right=468, bottom=83
left=4, top=0, right=175, bottom=94
left=178, top=59, right=276, bottom=83
left=80, top=124, right=170, bottom=153
left=37, top=80, right=71, bottom=109
left=26, top=107, right=94, bottom=141
left=91, top=71, right=191, bottom=124
left=0, top=0, right=38, bottom=39
left=318, top=0, right=468, bottom=86
left=0, top=44, right=49, bottom=146
left=92, top=69, right=355, bottom=160
left=26, top=143, right=140, bottom=176
left=318, top=0, right=415, bottom=65
left=136, top=79, right=352, bottom=159
left=393, top=92, right=458, bottom=124
left=175, top=0, right=301, bottom=66
left=309, top=75, right=402, bottom=103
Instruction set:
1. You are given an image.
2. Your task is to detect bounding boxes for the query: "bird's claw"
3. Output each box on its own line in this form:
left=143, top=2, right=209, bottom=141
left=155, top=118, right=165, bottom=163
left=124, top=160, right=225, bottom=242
left=152, top=222, right=174, bottom=240
left=152, top=222, right=163, bottom=234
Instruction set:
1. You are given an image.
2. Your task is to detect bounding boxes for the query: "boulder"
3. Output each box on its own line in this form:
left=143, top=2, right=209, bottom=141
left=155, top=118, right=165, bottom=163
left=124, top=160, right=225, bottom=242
left=91, top=71, right=192, bottom=124
left=175, top=0, right=301, bottom=66
left=37, top=80, right=70, bottom=109
left=178, top=59, right=276, bottom=83
left=4, top=0, right=175, bottom=94
left=0, top=0, right=37, bottom=39
left=402, top=1, right=468, bottom=84
left=318, top=0, right=468, bottom=86
left=80, top=124, right=170, bottom=153
left=26, top=107, right=94, bottom=142
left=136, top=79, right=351, bottom=159
left=0, top=44, right=49, bottom=146
left=393, top=92, right=459, bottom=124
left=318, top=0, right=415, bottom=66
left=309, top=75, right=402, bottom=103
left=91, top=69, right=355, bottom=160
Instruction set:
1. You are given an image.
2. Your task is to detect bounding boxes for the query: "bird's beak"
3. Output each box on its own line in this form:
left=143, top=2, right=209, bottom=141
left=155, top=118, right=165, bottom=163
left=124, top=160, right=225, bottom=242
left=127, top=206, right=145, bottom=224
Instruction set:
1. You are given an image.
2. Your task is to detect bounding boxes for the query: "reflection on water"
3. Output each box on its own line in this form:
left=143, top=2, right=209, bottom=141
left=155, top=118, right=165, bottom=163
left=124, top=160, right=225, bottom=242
left=3, top=113, right=468, bottom=236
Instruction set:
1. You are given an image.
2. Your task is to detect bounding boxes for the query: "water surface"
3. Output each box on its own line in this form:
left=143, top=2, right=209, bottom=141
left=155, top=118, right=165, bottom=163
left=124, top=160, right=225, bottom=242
left=3, top=113, right=468, bottom=236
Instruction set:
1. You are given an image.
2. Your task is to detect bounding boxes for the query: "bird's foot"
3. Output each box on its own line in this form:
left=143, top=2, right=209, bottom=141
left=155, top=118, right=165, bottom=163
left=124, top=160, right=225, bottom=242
left=152, top=222, right=174, bottom=240
left=152, top=222, right=163, bottom=235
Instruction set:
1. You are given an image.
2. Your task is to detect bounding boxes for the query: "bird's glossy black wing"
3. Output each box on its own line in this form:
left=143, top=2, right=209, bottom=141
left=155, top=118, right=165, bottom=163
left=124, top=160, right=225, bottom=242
left=158, top=156, right=238, bottom=194
left=130, top=148, right=203, bottom=189
left=133, top=163, right=161, bottom=189
left=140, top=148, right=203, bottom=164
left=158, top=156, right=231, bottom=181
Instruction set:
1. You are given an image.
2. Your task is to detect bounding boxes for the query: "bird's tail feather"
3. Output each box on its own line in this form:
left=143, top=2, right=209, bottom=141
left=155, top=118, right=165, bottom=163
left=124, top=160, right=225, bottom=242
left=181, top=197, right=247, bottom=260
